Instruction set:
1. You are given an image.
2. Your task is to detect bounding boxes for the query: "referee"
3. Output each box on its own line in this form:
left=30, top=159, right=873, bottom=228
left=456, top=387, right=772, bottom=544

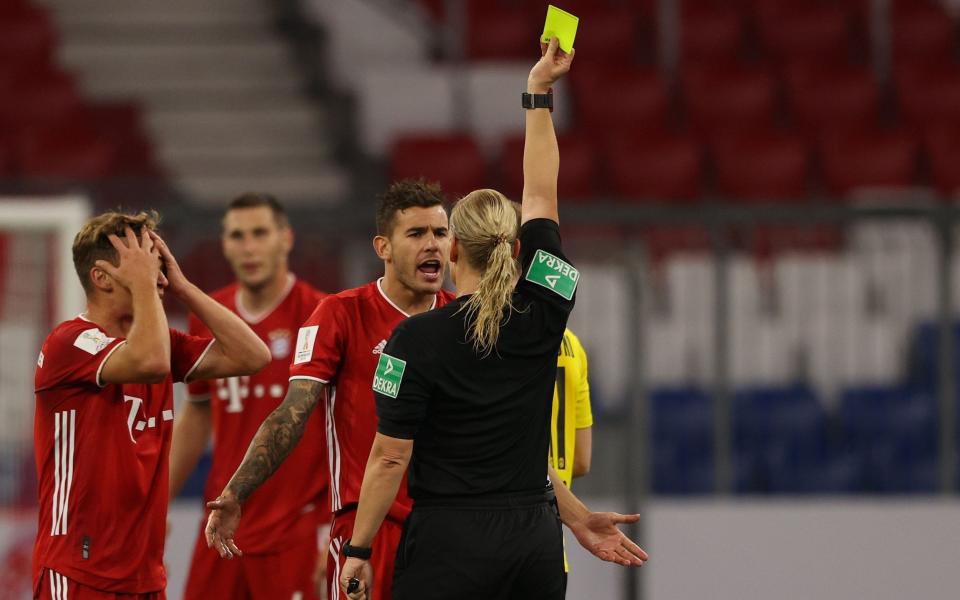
left=338, top=39, right=647, bottom=600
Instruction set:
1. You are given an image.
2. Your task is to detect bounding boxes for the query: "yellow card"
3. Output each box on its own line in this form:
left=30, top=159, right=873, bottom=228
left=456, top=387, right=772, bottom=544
left=541, top=5, right=579, bottom=54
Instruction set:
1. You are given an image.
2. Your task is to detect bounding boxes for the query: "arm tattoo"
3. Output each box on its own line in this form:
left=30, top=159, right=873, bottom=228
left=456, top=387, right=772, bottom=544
left=224, top=379, right=324, bottom=503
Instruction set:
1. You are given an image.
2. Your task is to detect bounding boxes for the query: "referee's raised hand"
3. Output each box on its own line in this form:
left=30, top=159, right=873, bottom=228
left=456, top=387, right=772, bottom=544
left=569, top=511, right=649, bottom=567
left=529, top=36, right=574, bottom=93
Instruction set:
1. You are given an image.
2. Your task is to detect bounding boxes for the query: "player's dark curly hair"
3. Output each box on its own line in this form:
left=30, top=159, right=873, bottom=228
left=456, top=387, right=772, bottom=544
left=375, top=178, right=447, bottom=237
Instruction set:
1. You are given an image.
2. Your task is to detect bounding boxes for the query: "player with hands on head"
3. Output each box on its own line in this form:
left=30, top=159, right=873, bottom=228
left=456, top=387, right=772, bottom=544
left=32, top=210, right=270, bottom=600
left=338, top=37, right=646, bottom=600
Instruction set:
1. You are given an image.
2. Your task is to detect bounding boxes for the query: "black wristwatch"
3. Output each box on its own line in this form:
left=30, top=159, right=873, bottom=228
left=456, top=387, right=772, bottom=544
left=522, top=91, right=553, bottom=110
left=342, top=539, right=373, bottom=560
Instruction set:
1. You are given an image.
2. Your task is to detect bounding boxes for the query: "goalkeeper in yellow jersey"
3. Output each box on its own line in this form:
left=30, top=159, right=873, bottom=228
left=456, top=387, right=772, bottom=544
left=550, top=328, right=594, bottom=593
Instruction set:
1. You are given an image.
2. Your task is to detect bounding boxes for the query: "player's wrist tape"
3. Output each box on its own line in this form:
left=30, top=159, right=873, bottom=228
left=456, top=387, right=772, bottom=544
left=343, top=539, right=372, bottom=560
left=522, top=91, right=553, bottom=111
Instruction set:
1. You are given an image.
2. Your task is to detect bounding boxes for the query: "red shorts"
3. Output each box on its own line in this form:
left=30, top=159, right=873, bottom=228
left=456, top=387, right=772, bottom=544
left=326, top=510, right=404, bottom=600
left=35, top=569, right=164, bottom=600
left=183, top=526, right=320, bottom=600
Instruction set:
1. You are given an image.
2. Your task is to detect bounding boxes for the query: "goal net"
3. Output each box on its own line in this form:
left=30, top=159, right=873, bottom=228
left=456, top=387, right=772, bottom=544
left=0, top=196, right=90, bottom=595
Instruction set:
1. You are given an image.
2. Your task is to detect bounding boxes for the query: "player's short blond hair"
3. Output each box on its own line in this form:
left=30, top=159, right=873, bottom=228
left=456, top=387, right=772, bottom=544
left=72, top=210, right=160, bottom=293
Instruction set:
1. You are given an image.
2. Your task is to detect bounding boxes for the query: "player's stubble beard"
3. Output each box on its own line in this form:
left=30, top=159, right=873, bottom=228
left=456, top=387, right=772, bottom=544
left=382, top=227, right=446, bottom=298
left=392, top=247, right=446, bottom=299
left=234, top=249, right=284, bottom=294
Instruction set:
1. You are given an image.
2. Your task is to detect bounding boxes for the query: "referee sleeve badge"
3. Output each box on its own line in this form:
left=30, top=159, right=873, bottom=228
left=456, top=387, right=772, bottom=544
left=373, top=352, right=406, bottom=398
left=525, top=250, right=579, bottom=300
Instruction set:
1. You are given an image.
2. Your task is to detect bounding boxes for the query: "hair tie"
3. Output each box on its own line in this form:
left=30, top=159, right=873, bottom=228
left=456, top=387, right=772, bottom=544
left=493, top=234, right=508, bottom=245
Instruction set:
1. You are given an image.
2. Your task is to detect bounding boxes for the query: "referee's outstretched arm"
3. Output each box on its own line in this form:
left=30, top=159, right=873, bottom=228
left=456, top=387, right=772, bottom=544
left=521, top=36, right=568, bottom=227
left=550, top=465, right=649, bottom=567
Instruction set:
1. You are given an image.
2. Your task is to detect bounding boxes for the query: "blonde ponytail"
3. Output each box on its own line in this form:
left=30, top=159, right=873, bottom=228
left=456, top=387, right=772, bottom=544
left=450, top=189, right=521, bottom=355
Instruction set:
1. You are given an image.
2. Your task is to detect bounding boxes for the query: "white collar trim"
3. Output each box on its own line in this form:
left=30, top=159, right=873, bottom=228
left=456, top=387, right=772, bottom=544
left=376, top=277, right=436, bottom=318
left=236, top=274, right=296, bottom=325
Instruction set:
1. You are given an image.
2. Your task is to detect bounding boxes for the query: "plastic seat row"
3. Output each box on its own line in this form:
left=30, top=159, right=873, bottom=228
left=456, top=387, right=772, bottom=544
left=390, top=125, right=957, bottom=202
left=651, top=382, right=949, bottom=494
left=418, top=0, right=957, bottom=64
left=0, top=2, right=160, bottom=180
left=569, top=61, right=960, bottom=135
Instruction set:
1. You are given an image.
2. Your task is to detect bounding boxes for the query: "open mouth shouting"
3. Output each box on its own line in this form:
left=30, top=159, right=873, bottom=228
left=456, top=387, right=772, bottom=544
left=417, top=258, right=443, bottom=283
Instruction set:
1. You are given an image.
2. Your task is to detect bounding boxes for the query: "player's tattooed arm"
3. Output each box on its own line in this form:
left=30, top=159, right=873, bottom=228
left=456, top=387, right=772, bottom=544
left=206, top=378, right=326, bottom=558
left=225, top=378, right=325, bottom=503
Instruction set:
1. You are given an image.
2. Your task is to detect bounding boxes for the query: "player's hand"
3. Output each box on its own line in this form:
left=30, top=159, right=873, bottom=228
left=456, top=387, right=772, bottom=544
left=94, top=226, right=162, bottom=293
left=205, top=494, right=244, bottom=559
left=147, top=230, right=191, bottom=298
left=528, top=36, right=574, bottom=93
left=340, top=557, right=372, bottom=600
left=569, top=512, right=649, bottom=567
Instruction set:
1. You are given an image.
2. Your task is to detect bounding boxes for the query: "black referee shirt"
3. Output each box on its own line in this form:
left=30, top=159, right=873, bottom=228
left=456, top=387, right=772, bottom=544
left=373, top=218, right=578, bottom=500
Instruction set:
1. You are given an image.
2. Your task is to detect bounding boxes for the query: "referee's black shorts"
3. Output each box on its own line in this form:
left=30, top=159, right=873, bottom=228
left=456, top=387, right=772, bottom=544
left=392, top=490, right=566, bottom=600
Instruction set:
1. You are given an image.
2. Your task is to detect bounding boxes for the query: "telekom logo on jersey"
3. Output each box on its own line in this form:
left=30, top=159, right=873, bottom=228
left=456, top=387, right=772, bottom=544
left=123, top=395, right=173, bottom=443
left=214, top=376, right=284, bottom=413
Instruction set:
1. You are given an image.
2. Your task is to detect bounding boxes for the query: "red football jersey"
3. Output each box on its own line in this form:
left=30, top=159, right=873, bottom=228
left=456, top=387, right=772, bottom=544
left=186, top=275, right=329, bottom=554
left=33, top=316, right=213, bottom=593
left=289, top=279, right=455, bottom=522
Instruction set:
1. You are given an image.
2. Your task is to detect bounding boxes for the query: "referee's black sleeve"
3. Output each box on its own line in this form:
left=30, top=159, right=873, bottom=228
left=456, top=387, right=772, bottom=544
left=374, top=322, right=432, bottom=440
left=516, top=218, right=578, bottom=315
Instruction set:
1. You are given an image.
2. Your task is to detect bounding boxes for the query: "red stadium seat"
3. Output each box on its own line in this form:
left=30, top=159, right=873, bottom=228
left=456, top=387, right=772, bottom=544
left=757, top=3, right=851, bottom=62
left=390, top=134, right=486, bottom=198
left=605, top=132, right=704, bottom=202
left=466, top=6, right=535, bottom=61
left=17, top=120, right=116, bottom=180
left=895, top=62, right=960, bottom=129
left=619, top=0, right=656, bottom=15
left=681, top=2, right=745, bottom=62
left=0, top=68, right=82, bottom=131
left=713, top=129, right=810, bottom=201
left=925, top=128, right=960, bottom=196
left=182, top=238, right=233, bottom=293
left=0, top=5, right=56, bottom=67
left=786, top=62, right=880, bottom=133
left=87, top=102, right=159, bottom=176
left=498, top=133, right=599, bottom=200
left=565, top=7, right=641, bottom=64
left=682, top=62, right=778, bottom=135
left=819, top=129, right=920, bottom=196
left=570, top=65, right=670, bottom=133
left=892, top=2, right=955, bottom=60
left=0, top=136, right=12, bottom=175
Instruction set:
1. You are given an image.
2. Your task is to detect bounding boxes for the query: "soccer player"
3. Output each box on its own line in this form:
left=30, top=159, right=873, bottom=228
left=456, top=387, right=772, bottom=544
left=33, top=210, right=270, bottom=599
left=204, top=179, right=454, bottom=600
left=167, top=194, right=329, bottom=600
left=552, top=328, right=594, bottom=593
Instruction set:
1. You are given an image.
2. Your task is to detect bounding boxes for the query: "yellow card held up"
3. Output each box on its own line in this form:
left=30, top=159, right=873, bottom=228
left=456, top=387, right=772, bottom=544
left=541, top=5, right=578, bottom=53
